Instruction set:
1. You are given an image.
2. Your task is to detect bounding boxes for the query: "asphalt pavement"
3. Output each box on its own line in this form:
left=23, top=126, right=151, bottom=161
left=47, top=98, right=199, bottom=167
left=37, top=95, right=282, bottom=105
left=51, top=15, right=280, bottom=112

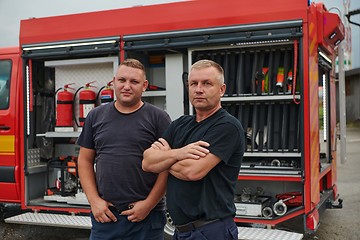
left=303, top=127, right=360, bottom=240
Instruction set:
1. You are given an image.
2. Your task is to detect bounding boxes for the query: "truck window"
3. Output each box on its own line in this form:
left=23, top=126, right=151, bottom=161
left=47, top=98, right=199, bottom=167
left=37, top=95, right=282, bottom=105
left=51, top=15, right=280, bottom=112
left=0, top=60, right=11, bottom=110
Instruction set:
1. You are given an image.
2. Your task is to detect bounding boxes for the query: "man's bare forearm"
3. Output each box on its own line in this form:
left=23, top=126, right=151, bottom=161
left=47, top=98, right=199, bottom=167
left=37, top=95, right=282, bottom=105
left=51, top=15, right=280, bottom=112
left=142, top=147, right=178, bottom=173
left=169, top=159, right=200, bottom=181
left=144, top=171, right=169, bottom=208
left=78, top=148, right=101, bottom=204
left=142, top=138, right=210, bottom=173
left=169, top=153, right=221, bottom=181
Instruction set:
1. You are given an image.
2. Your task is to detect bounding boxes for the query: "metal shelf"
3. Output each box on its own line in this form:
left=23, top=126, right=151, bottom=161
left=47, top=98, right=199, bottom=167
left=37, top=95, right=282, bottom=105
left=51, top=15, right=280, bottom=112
left=36, top=132, right=81, bottom=138
left=238, top=165, right=302, bottom=181
left=27, top=164, right=47, bottom=174
left=234, top=206, right=305, bottom=225
left=221, top=94, right=300, bottom=102
left=244, top=152, right=301, bottom=157
left=142, top=90, right=166, bottom=97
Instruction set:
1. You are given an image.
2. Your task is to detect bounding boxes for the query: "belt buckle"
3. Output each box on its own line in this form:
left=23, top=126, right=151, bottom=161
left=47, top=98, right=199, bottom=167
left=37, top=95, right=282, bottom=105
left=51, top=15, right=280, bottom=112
left=109, top=204, right=133, bottom=214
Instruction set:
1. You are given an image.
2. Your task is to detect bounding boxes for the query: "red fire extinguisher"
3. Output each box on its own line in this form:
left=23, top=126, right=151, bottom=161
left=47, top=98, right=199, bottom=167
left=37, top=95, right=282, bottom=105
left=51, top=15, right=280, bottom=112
left=99, top=80, right=114, bottom=105
left=79, top=81, right=96, bottom=127
left=56, top=83, right=74, bottom=130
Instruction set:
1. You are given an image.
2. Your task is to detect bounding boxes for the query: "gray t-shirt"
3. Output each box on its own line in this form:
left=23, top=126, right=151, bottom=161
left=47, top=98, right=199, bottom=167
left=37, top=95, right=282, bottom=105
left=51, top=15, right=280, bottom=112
left=77, top=101, right=171, bottom=210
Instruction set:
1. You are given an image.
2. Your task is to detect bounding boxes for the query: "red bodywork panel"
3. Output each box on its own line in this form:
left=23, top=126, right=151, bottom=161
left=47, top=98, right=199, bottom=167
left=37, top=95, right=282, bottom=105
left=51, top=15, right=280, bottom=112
left=20, top=0, right=308, bottom=45
left=316, top=3, right=345, bottom=53
left=0, top=47, right=22, bottom=203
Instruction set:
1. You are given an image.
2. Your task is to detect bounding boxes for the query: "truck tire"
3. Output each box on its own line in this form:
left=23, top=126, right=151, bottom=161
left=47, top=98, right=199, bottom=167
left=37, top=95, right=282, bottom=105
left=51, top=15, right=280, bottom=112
left=0, top=204, right=4, bottom=222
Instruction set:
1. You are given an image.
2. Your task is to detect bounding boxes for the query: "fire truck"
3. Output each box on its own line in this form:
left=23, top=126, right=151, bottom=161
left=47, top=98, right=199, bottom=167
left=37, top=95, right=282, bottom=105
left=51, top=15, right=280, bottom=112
left=0, top=0, right=344, bottom=239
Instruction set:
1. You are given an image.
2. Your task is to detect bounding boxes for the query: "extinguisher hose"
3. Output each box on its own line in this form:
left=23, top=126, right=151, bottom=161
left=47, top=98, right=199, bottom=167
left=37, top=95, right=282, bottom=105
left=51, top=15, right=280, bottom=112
left=73, top=87, right=84, bottom=127
left=55, top=88, right=63, bottom=95
left=96, top=86, right=106, bottom=103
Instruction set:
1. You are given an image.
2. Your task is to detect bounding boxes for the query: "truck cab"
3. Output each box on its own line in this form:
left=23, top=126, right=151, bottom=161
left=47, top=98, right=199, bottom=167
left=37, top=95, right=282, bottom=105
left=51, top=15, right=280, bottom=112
left=0, top=47, right=22, bottom=206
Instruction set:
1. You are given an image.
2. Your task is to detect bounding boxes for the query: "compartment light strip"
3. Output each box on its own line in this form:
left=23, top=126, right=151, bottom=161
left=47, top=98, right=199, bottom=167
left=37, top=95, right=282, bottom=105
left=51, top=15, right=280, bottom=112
left=26, top=65, right=30, bottom=136
left=23, top=40, right=117, bottom=51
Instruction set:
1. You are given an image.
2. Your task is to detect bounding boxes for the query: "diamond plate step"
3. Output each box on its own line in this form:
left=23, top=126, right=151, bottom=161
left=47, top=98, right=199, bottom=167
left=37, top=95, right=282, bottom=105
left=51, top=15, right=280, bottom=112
left=238, top=227, right=303, bottom=240
left=5, top=212, right=91, bottom=229
left=5, top=213, right=303, bottom=239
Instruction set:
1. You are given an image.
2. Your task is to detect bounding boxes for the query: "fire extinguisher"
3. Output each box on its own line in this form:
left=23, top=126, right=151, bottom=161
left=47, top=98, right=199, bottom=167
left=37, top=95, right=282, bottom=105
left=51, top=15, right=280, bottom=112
left=55, top=83, right=75, bottom=131
left=79, top=81, right=96, bottom=127
left=99, top=80, right=114, bottom=105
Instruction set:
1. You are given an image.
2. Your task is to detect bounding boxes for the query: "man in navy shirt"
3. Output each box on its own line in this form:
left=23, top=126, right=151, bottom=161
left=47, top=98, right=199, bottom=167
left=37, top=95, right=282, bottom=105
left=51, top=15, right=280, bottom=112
left=143, top=59, right=245, bottom=240
left=77, top=58, right=171, bottom=240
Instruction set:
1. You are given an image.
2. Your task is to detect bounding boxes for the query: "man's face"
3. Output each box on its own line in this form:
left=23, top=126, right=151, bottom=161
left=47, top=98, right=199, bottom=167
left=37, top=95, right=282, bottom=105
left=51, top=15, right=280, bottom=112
left=188, top=67, right=225, bottom=111
left=114, top=65, right=148, bottom=107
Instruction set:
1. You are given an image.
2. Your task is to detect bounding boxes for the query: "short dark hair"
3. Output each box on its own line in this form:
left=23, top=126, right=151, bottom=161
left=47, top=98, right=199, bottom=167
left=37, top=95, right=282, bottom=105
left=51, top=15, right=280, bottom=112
left=120, top=58, right=146, bottom=77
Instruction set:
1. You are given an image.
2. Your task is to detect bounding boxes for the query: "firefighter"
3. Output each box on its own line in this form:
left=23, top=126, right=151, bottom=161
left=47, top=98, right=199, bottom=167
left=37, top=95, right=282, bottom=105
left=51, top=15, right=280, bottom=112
left=77, top=59, right=171, bottom=240
left=143, top=59, right=245, bottom=240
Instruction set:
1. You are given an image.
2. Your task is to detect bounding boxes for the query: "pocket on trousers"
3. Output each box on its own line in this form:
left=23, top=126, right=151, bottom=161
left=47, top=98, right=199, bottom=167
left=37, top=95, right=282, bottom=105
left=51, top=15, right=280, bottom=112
left=226, top=224, right=238, bottom=240
left=150, top=211, right=166, bottom=230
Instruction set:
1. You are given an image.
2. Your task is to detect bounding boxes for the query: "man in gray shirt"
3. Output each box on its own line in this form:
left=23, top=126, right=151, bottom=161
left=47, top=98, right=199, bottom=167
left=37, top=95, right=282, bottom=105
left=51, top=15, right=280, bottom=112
left=77, top=58, right=171, bottom=240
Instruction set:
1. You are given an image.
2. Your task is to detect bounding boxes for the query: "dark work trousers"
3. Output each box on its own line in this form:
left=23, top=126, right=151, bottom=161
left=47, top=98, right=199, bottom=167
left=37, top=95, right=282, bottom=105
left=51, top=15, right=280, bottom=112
left=90, top=210, right=166, bottom=240
left=173, top=217, right=238, bottom=240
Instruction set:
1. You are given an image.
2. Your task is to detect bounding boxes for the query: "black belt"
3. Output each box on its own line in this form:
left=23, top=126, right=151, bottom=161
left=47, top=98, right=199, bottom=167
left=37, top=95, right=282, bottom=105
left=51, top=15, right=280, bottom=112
left=175, top=219, right=220, bottom=233
left=108, top=204, right=133, bottom=214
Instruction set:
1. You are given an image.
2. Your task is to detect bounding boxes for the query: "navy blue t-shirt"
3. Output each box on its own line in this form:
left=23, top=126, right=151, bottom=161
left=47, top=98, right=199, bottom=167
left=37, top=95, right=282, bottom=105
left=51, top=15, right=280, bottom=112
left=163, top=108, right=245, bottom=224
left=76, top=101, right=171, bottom=210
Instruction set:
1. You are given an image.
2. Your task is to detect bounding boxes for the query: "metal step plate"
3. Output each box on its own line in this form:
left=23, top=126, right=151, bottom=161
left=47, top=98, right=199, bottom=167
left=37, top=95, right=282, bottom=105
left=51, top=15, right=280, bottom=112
left=5, top=213, right=303, bottom=239
left=5, top=212, right=91, bottom=229
left=238, top=227, right=303, bottom=240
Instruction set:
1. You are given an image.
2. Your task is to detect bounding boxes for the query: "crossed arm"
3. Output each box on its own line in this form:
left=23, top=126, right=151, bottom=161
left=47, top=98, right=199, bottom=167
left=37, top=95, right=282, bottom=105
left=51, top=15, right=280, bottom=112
left=142, top=138, right=221, bottom=181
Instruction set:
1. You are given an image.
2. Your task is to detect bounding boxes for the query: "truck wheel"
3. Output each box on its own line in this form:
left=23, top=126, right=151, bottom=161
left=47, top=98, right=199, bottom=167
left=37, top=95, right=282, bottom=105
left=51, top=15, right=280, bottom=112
left=164, top=209, right=175, bottom=239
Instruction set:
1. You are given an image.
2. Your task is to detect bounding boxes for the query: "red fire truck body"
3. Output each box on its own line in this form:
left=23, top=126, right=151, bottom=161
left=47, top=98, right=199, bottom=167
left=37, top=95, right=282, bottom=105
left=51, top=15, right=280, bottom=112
left=0, top=0, right=344, bottom=238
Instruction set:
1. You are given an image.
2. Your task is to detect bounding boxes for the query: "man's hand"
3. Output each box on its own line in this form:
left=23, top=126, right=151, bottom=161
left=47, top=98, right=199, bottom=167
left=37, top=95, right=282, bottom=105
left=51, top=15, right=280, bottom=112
left=175, top=140, right=210, bottom=161
left=90, top=197, right=117, bottom=223
left=151, top=138, right=171, bottom=151
left=120, top=200, right=151, bottom=222
left=152, top=138, right=209, bottom=161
